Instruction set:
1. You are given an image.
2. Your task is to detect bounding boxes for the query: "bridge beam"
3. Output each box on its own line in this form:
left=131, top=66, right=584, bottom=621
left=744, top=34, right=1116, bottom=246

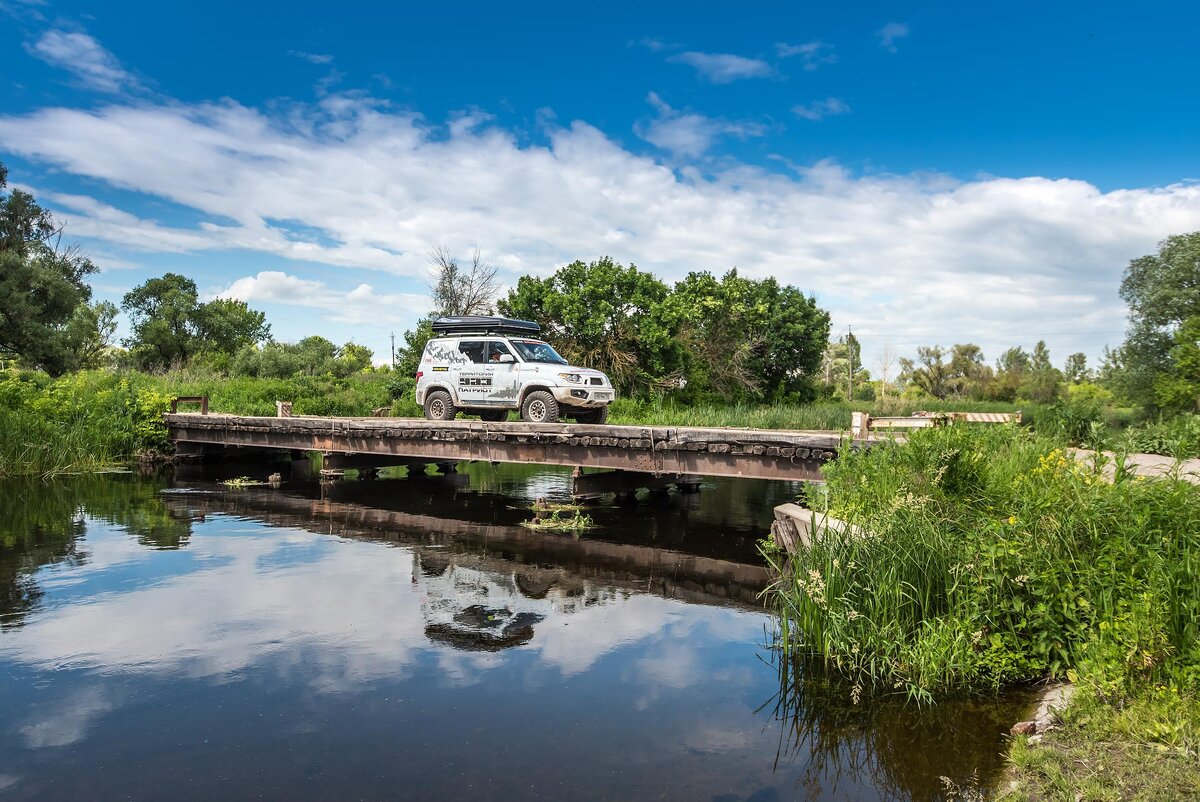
left=165, top=414, right=841, bottom=483
left=571, top=469, right=701, bottom=501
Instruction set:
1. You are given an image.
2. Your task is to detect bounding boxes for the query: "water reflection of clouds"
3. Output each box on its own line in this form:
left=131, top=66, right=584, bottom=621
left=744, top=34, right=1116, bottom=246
left=532, top=595, right=683, bottom=676
left=19, top=685, right=116, bottom=748
left=1, top=523, right=427, bottom=684
left=2, top=514, right=772, bottom=765
left=3, top=517, right=739, bottom=688
left=35, top=521, right=158, bottom=588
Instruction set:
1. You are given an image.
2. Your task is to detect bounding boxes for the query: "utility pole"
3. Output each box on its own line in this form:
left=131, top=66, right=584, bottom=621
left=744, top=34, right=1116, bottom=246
left=390, top=332, right=396, bottom=370
left=847, top=324, right=853, bottom=401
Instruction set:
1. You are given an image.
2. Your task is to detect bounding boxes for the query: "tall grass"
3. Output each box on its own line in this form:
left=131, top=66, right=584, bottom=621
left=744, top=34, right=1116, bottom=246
left=141, top=366, right=397, bottom=417
left=762, top=425, right=1200, bottom=701
left=0, top=370, right=172, bottom=478
left=609, top=397, right=1040, bottom=431
left=0, top=366, right=410, bottom=477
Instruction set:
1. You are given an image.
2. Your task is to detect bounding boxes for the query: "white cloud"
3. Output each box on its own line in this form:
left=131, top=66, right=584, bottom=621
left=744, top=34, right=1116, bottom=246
left=216, top=270, right=429, bottom=326
left=878, top=22, right=910, bottom=53
left=667, top=51, right=773, bottom=84
left=25, top=29, right=138, bottom=92
left=636, top=92, right=767, bottom=158
left=792, top=97, right=851, bottom=121
left=776, top=40, right=837, bottom=71
left=289, top=50, right=334, bottom=64
left=1, top=83, right=1199, bottom=365
left=630, top=37, right=669, bottom=52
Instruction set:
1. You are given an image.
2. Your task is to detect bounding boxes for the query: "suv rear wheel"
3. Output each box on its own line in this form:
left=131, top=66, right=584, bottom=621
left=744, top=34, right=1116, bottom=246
left=574, top=406, right=609, bottom=425
left=424, top=390, right=457, bottom=421
left=521, top=391, right=559, bottom=423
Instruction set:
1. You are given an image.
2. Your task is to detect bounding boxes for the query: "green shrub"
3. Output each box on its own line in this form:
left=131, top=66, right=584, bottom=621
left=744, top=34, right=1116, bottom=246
left=1119, top=414, right=1200, bottom=459
left=762, top=425, right=1200, bottom=700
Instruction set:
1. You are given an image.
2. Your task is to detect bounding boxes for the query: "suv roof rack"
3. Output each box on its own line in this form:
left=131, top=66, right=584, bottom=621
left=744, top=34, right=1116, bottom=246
left=430, top=316, right=542, bottom=337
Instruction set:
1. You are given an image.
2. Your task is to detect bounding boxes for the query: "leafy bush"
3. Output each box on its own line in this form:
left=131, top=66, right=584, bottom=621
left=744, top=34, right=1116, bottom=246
left=762, top=425, right=1200, bottom=701
left=0, top=369, right=173, bottom=476
left=1119, top=414, right=1200, bottom=459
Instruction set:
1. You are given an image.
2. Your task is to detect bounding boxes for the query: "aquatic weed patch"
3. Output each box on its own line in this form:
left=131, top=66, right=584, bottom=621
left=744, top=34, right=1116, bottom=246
left=761, top=425, right=1200, bottom=701
left=522, top=500, right=594, bottom=532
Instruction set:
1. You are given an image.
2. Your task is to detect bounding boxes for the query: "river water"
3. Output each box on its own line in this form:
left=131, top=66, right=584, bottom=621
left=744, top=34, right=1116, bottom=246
left=0, top=464, right=1029, bottom=801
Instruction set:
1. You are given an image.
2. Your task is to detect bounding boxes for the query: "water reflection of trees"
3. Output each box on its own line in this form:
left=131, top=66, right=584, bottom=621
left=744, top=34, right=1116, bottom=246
left=760, top=652, right=1026, bottom=802
left=0, top=476, right=193, bottom=629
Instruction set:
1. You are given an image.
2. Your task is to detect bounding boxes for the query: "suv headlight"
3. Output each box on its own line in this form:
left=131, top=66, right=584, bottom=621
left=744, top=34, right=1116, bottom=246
left=557, top=373, right=582, bottom=383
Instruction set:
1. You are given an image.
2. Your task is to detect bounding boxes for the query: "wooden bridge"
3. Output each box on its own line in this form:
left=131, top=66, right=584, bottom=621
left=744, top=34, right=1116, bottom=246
left=164, top=409, right=848, bottom=498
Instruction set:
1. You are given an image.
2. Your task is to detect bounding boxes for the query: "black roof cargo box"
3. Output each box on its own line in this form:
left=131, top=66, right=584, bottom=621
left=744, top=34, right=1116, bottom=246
left=431, top=316, right=541, bottom=337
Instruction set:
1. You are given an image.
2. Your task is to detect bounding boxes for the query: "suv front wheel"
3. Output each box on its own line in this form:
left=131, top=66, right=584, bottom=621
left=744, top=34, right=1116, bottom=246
left=424, top=390, right=457, bottom=421
left=521, top=391, right=559, bottom=423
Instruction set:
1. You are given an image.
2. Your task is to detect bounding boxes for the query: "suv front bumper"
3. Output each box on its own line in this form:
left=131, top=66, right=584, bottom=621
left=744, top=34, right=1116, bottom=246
left=550, top=386, right=614, bottom=407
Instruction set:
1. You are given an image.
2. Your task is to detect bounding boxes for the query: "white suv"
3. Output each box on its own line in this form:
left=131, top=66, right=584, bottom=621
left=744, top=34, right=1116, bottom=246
left=414, top=316, right=616, bottom=424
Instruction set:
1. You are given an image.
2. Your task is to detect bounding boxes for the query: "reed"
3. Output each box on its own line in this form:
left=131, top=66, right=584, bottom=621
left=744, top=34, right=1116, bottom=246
left=762, top=425, right=1200, bottom=702
left=608, top=397, right=1040, bottom=431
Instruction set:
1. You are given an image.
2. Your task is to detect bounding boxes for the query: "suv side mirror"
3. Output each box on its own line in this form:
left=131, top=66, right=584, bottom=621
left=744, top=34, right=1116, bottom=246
left=498, top=354, right=515, bottom=364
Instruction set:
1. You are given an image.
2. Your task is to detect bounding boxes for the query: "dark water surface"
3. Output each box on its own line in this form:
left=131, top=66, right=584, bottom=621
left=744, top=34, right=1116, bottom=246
left=0, top=465, right=1029, bottom=801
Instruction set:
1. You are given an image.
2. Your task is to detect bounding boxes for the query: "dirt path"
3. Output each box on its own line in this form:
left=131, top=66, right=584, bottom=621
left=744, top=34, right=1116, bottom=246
left=1069, top=448, right=1200, bottom=485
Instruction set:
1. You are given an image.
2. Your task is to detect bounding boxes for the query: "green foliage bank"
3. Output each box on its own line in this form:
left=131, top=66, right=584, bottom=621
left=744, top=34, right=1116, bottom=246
left=763, top=425, right=1200, bottom=703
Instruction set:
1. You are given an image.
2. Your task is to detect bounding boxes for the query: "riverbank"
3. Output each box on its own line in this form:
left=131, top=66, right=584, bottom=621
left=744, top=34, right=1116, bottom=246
left=761, top=425, right=1200, bottom=798
left=1003, top=684, right=1200, bottom=800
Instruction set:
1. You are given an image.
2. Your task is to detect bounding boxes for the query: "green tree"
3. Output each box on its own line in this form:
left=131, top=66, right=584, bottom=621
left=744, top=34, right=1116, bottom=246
left=193, top=298, right=270, bottom=356
left=0, top=162, right=99, bottom=375
left=392, top=317, right=434, bottom=380
left=820, top=332, right=870, bottom=401
left=122, top=273, right=200, bottom=369
left=900, top=346, right=952, bottom=399
left=59, top=301, right=119, bottom=372
left=1063, top=352, right=1089, bottom=384
left=1153, top=316, right=1200, bottom=411
left=122, top=276, right=270, bottom=370
left=990, top=346, right=1031, bottom=402
left=1115, top=233, right=1200, bottom=409
left=338, top=342, right=374, bottom=374
left=947, top=343, right=994, bottom=398
left=671, top=270, right=828, bottom=402
left=1021, top=340, right=1063, bottom=403
left=498, top=257, right=681, bottom=395
left=230, top=336, right=372, bottom=379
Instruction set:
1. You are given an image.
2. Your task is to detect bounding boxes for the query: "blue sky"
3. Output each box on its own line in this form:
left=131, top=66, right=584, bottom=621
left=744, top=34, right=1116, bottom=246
left=3, top=0, right=1199, bottom=369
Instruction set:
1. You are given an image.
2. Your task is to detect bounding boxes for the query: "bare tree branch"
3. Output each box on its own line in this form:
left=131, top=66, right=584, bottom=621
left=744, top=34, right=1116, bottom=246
left=427, top=244, right=500, bottom=316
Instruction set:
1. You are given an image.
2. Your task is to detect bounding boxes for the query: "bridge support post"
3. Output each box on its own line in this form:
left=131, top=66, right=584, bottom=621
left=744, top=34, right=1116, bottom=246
left=290, top=453, right=314, bottom=479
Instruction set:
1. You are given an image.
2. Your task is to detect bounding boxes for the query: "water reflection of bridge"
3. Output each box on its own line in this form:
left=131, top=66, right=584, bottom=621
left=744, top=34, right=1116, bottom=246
left=161, top=483, right=771, bottom=612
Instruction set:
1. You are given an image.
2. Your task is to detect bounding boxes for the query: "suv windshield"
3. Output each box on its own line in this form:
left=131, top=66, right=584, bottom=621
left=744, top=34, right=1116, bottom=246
left=510, top=339, right=568, bottom=365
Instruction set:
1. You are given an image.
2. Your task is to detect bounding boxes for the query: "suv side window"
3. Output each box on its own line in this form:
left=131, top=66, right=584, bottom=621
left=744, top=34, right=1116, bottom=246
left=487, top=341, right=514, bottom=363
left=457, top=340, right=487, bottom=364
